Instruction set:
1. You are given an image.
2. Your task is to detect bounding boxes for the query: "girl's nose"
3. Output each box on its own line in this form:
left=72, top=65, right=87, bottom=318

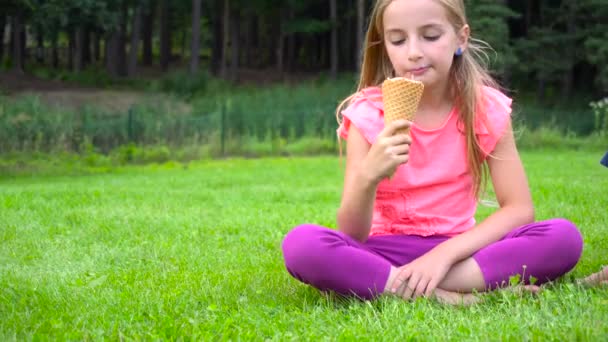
left=407, top=40, right=423, bottom=61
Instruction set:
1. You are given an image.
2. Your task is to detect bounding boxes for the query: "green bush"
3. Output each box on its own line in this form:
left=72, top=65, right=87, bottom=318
left=590, top=97, right=608, bottom=136
left=152, top=70, right=209, bottom=98
left=516, top=124, right=607, bottom=150
left=284, top=137, right=337, bottom=156
left=109, top=143, right=171, bottom=164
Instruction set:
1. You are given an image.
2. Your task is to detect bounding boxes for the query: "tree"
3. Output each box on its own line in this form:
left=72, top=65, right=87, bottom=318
left=160, top=0, right=171, bottom=71
left=580, top=0, right=608, bottom=92
left=0, top=15, right=6, bottom=63
left=467, top=0, right=519, bottom=82
left=128, top=1, right=143, bottom=76
left=0, top=0, right=602, bottom=97
left=209, top=0, right=223, bottom=75
left=11, top=9, right=25, bottom=73
left=229, top=6, right=239, bottom=82
left=356, top=0, right=365, bottom=72
left=0, top=0, right=29, bottom=73
left=220, top=0, right=229, bottom=79
left=329, top=0, right=338, bottom=79
left=276, top=5, right=286, bottom=74
left=190, top=0, right=202, bottom=73
left=141, top=0, right=156, bottom=66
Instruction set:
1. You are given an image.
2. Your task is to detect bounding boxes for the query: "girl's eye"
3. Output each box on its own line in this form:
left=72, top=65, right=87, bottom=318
left=391, top=39, right=405, bottom=45
left=424, top=35, right=440, bottom=41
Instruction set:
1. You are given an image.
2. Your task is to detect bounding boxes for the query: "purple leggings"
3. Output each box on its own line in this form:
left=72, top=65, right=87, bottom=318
left=282, top=219, right=582, bottom=300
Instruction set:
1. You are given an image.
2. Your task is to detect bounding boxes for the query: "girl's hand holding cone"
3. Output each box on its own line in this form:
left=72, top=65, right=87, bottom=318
left=361, top=119, right=412, bottom=184
left=378, top=74, right=424, bottom=179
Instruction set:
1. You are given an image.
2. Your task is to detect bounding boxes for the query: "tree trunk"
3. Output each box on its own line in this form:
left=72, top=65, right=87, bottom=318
left=51, top=32, right=59, bottom=68
left=357, top=0, right=365, bottom=72
left=36, top=29, right=44, bottom=64
left=20, top=22, right=26, bottom=62
left=243, top=14, right=251, bottom=68
left=160, top=0, right=171, bottom=71
left=210, top=0, right=223, bottom=75
left=181, top=27, right=187, bottom=60
left=0, top=15, right=5, bottom=62
left=142, top=0, right=155, bottom=66
left=83, top=29, right=91, bottom=66
left=525, top=0, right=533, bottom=33
left=330, top=0, right=338, bottom=79
left=229, top=7, right=240, bottom=82
left=319, top=34, right=327, bottom=69
left=286, top=9, right=295, bottom=72
left=92, top=31, right=100, bottom=64
left=499, top=0, right=510, bottom=86
left=276, top=8, right=285, bottom=75
left=106, top=32, right=121, bottom=77
left=220, top=0, right=230, bottom=79
left=68, top=29, right=75, bottom=70
left=11, top=12, right=25, bottom=73
left=537, top=77, right=545, bottom=103
left=190, top=0, right=202, bottom=73
left=561, top=2, right=575, bottom=98
left=251, top=15, right=259, bottom=67
left=342, top=1, right=352, bottom=70
left=74, top=26, right=85, bottom=72
left=117, top=1, right=129, bottom=76
left=128, top=2, right=143, bottom=76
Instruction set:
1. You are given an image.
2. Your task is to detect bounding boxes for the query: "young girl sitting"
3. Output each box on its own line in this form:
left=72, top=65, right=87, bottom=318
left=281, top=0, right=587, bottom=304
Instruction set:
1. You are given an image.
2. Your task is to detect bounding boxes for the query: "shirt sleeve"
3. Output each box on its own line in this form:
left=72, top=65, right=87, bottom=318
left=336, top=87, right=384, bottom=144
left=475, top=86, right=513, bottom=157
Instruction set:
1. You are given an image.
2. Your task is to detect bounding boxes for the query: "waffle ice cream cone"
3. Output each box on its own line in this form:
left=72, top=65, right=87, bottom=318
left=382, top=77, right=424, bottom=135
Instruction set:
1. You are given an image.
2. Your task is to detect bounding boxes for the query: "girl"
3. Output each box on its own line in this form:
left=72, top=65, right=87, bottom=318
left=281, top=0, right=585, bottom=305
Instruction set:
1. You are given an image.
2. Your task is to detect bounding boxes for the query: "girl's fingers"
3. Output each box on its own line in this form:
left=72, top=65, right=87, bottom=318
left=401, top=273, right=421, bottom=300
left=414, top=277, right=430, bottom=298
left=391, top=144, right=410, bottom=156
left=387, top=132, right=412, bottom=145
left=380, top=120, right=411, bottom=138
left=425, top=278, right=440, bottom=298
left=391, top=268, right=411, bottom=294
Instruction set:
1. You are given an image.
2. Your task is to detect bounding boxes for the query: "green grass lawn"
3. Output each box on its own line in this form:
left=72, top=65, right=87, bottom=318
left=1, top=150, right=607, bottom=340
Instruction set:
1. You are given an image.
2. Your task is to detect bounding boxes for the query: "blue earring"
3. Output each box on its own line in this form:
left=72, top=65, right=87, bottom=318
left=455, top=47, right=463, bottom=56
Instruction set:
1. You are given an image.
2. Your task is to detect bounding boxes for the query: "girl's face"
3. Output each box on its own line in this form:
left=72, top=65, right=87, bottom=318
left=382, top=0, right=468, bottom=90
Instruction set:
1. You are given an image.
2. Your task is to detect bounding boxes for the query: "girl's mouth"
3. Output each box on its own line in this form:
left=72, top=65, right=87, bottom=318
left=410, top=67, right=429, bottom=76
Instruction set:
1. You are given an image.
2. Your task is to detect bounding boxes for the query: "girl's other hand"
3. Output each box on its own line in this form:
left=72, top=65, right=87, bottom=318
left=390, top=251, right=452, bottom=300
left=362, top=119, right=412, bottom=183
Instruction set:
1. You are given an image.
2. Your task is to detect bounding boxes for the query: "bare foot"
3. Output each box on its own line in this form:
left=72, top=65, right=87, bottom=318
left=383, top=287, right=481, bottom=306
left=578, top=266, right=608, bottom=287
left=387, top=285, right=540, bottom=306
left=500, top=284, right=542, bottom=295
left=434, top=284, right=540, bottom=306
left=433, top=288, right=481, bottom=306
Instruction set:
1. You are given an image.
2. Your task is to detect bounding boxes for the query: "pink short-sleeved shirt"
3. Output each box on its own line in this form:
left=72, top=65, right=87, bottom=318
left=337, top=86, right=512, bottom=237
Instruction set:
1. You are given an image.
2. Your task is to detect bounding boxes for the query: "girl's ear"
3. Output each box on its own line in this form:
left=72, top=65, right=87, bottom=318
left=457, top=24, right=470, bottom=53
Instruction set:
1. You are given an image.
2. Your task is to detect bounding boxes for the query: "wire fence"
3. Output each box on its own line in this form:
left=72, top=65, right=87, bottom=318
left=0, top=99, right=340, bottom=155
left=2, top=92, right=604, bottom=155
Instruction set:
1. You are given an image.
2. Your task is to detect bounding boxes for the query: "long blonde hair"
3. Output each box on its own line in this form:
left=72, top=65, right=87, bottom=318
left=336, top=0, right=499, bottom=198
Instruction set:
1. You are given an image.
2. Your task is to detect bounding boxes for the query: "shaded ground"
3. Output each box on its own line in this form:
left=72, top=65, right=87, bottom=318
left=0, top=70, right=184, bottom=113
left=18, top=90, right=151, bottom=113
left=0, top=70, right=88, bottom=93
left=0, top=68, right=316, bottom=112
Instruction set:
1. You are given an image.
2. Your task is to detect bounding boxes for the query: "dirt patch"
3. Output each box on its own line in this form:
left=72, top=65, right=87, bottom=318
left=0, top=68, right=319, bottom=113
left=1, top=71, right=191, bottom=113
left=17, top=90, right=149, bottom=112
left=0, top=70, right=88, bottom=93
left=15, top=89, right=192, bottom=114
